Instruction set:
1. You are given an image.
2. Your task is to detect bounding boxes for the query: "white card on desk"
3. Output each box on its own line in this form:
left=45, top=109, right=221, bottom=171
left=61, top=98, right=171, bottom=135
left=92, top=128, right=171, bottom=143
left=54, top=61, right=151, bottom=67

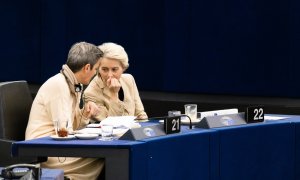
left=199, top=108, right=238, bottom=120
left=264, top=116, right=289, bottom=121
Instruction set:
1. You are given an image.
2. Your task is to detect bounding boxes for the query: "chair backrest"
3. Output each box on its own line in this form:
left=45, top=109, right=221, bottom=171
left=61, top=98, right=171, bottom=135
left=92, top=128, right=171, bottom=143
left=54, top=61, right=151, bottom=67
left=0, top=81, right=47, bottom=166
left=0, top=80, right=33, bottom=141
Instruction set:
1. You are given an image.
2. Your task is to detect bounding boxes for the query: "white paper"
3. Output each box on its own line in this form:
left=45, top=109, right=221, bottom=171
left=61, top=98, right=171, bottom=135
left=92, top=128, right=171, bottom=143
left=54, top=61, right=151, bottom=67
left=75, top=127, right=128, bottom=137
left=264, top=116, right=290, bottom=121
left=86, top=123, right=101, bottom=128
left=75, top=128, right=102, bottom=135
left=99, top=116, right=140, bottom=129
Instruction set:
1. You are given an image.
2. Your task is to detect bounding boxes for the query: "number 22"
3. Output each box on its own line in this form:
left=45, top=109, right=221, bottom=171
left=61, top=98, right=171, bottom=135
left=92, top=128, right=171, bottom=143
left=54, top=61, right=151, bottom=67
left=254, top=108, right=264, bottom=120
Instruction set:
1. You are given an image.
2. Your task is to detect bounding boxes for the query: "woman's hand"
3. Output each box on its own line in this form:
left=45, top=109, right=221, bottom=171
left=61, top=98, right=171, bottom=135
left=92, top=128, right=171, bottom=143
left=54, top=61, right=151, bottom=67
left=106, top=77, right=121, bottom=93
left=106, top=77, right=121, bottom=101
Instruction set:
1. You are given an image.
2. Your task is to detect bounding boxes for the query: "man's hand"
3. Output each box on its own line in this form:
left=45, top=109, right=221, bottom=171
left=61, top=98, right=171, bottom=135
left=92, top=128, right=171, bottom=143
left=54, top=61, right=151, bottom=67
left=83, top=101, right=100, bottom=118
left=135, top=114, right=148, bottom=120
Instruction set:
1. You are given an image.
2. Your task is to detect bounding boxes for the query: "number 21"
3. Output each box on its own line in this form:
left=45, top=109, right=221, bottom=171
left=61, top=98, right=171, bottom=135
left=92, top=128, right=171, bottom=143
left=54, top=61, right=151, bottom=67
left=172, top=119, right=180, bottom=131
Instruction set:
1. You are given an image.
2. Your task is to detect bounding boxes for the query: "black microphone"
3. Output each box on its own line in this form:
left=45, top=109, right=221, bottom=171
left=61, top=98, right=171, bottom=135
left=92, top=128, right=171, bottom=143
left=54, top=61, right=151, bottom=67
left=148, top=115, right=192, bottom=129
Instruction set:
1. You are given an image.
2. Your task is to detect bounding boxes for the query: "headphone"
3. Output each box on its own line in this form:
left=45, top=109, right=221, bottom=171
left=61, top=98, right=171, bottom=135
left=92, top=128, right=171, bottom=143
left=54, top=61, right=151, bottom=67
left=75, top=84, right=82, bottom=92
left=61, top=69, right=82, bottom=93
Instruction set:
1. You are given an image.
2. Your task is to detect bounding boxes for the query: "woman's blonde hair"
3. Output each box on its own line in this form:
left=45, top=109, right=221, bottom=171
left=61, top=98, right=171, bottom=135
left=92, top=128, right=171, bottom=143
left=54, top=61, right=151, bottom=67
left=98, top=42, right=129, bottom=70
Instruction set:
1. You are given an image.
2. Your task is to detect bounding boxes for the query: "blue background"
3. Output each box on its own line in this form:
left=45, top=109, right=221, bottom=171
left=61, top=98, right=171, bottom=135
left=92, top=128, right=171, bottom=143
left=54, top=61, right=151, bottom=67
left=1, top=0, right=300, bottom=97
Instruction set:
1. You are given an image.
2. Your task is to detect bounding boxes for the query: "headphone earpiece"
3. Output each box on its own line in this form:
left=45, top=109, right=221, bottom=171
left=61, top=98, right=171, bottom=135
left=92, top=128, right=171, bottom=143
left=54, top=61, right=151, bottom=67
left=75, top=84, right=82, bottom=92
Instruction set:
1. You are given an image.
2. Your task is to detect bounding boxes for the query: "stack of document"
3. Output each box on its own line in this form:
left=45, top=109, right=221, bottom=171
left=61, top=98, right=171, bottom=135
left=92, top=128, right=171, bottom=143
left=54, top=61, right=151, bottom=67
left=99, top=116, right=141, bottom=129
left=80, top=116, right=141, bottom=137
left=75, top=128, right=101, bottom=135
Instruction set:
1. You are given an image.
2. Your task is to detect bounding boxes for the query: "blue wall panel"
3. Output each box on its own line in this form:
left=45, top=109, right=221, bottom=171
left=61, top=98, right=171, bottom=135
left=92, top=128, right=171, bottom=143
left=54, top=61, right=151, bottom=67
left=0, top=0, right=299, bottom=97
left=0, top=0, right=41, bottom=82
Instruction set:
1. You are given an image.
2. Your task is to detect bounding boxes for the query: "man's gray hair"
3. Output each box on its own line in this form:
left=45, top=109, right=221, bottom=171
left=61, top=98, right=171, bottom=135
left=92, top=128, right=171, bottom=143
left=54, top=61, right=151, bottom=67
left=67, top=42, right=103, bottom=73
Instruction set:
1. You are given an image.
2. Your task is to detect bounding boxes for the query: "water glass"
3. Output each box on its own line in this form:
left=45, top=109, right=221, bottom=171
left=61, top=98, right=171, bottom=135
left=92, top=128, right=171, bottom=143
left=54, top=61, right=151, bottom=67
left=100, top=125, right=113, bottom=141
left=184, top=104, right=197, bottom=121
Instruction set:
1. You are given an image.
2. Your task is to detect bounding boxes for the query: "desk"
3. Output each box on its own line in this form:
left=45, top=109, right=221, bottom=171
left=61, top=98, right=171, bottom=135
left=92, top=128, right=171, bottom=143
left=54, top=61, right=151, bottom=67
left=138, top=128, right=215, bottom=180
left=12, top=137, right=144, bottom=180
left=12, top=116, right=299, bottom=180
left=286, top=115, right=300, bottom=180
left=264, top=114, right=300, bottom=180
left=212, top=120, right=295, bottom=180
left=11, top=125, right=214, bottom=180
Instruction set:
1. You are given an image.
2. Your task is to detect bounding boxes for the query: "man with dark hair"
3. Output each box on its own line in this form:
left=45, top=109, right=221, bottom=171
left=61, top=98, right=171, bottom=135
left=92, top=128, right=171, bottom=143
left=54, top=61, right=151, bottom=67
left=26, top=42, right=104, bottom=180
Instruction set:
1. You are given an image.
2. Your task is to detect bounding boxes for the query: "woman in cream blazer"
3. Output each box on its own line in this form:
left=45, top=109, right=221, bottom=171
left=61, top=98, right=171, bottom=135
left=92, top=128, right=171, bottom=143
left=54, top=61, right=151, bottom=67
left=84, top=42, right=147, bottom=120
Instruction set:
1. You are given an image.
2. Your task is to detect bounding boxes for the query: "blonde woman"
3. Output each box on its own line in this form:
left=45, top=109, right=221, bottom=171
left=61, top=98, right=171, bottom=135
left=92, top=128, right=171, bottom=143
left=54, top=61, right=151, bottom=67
left=84, top=42, right=147, bottom=120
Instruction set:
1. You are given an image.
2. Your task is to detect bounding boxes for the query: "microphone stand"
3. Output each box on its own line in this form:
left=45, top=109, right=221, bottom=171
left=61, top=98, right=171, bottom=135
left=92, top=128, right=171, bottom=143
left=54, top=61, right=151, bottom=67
left=180, top=114, right=192, bottom=129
